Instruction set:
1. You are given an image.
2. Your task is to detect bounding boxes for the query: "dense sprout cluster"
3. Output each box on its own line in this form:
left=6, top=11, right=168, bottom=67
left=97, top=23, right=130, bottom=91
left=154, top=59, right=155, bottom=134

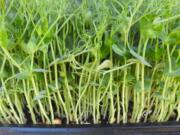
left=0, top=0, right=179, bottom=124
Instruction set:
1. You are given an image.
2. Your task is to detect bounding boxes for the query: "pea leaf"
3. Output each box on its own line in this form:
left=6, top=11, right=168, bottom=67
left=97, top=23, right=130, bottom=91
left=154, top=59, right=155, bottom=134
left=101, top=74, right=110, bottom=87
left=39, top=45, right=49, bottom=53
left=177, top=92, right=180, bottom=100
left=154, top=47, right=165, bottom=61
left=144, top=79, right=151, bottom=90
left=22, top=38, right=37, bottom=54
left=140, top=15, right=163, bottom=39
left=166, top=28, right=180, bottom=45
left=153, top=92, right=169, bottom=101
left=37, top=26, right=43, bottom=36
left=100, top=45, right=110, bottom=60
left=89, top=81, right=99, bottom=87
left=100, top=36, right=112, bottom=59
left=48, top=82, right=60, bottom=93
left=112, top=44, right=126, bottom=57
left=15, top=71, right=31, bottom=80
left=26, top=41, right=36, bottom=54
left=125, top=74, right=135, bottom=85
left=33, top=90, right=46, bottom=101
left=0, top=71, right=8, bottom=78
left=134, top=79, right=151, bottom=92
left=129, top=48, right=151, bottom=67
left=166, top=69, right=180, bottom=77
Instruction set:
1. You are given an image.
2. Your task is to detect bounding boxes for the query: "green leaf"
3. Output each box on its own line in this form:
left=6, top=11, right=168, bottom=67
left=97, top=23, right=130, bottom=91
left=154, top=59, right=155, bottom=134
left=101, top=74, right=110, bottom=87
left=112, top=44, right=126, bottom=57
left=66, top=33, right=74, bottom=51
left=154, top=47, right=165, bottom=61
left=37, top=26, right=43, bottom=36
left=39, top=45, right=49, bottom=53
left=140, top=15, right=163, bottom=39
left=117, top=13, right=130, bottom=32
left=0, top=71, right=8, bottom=78
left=48, top=84, right=55, bottom=90
left=89, top=81, right=99, bottom=87
left=15, top=71, right=31, bottom=80
left=166, top=69, right=180, bottom=77
left=22, top=38, right=37, bottom=54
left=144, top=79, right=151, bottom=90
left=27, top=41, right=36, bottom=54
left=100, top=45, right=110, bottom=60
left=108, top=84, right=118, bottom=99
left=125, top=74, right=135, bottom=85
left=166, top=28, right=180, bottom=45
left=134, top=79, right=151, bottom=92
left=48, top=82, right=59, bottom=93
left=177, top=92, right=180, bottom=100
left=100, top=36, right=112, bottom=60
left=7, top=39, right=17, bottom=51
left=153, top=92, right=169, bottom=101
left=33, top=90, right=46, bottom=101
left=129, top=49, right=151, bottom=67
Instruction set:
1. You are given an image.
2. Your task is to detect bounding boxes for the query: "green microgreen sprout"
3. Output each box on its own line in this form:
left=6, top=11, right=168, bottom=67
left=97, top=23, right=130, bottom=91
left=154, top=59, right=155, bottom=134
left=0, top=0, right=179, bottom=124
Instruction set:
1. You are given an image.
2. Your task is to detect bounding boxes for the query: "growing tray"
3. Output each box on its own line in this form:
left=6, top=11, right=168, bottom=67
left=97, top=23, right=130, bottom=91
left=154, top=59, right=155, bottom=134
left=0, top=122, right=180, bottom=135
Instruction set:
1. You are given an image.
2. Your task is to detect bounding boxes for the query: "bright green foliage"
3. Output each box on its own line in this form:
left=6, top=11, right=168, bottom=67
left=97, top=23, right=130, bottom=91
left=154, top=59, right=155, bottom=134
left=0, top=0, right=179, bottom=124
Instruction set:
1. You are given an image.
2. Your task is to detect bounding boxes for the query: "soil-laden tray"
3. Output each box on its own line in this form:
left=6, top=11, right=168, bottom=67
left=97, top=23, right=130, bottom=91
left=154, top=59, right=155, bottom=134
left=0, top=122, right=180, bottom=135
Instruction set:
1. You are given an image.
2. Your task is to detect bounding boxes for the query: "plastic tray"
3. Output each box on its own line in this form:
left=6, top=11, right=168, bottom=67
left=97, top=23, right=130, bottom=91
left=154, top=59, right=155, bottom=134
left=0, top=122, right=180, bottom=135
